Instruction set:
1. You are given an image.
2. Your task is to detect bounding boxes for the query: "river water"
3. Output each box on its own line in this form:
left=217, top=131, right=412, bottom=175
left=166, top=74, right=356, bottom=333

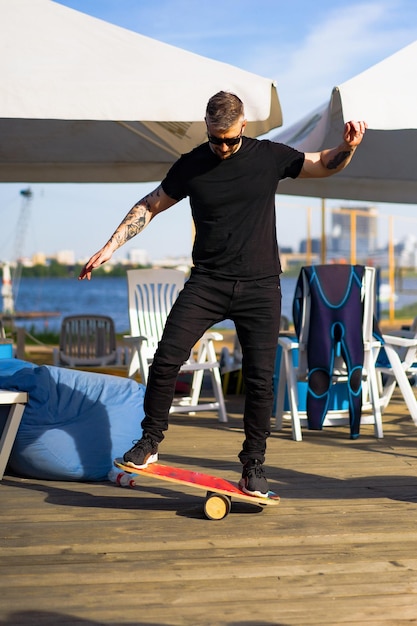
left=6, top=274, right=417, bottom=335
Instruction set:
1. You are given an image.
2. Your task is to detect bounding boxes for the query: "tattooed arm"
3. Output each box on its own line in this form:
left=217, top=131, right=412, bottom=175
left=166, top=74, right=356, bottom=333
left=298, top=120, right=367, bottom=179
left=79, top=185, right=177, bottom=280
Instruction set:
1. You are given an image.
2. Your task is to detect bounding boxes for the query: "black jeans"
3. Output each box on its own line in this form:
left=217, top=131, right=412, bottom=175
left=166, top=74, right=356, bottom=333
left=142, top=269, right=281, bottom=464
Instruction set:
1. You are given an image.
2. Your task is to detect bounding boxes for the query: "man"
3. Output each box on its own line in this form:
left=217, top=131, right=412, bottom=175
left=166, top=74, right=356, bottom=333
left=79, top=91, right=367, bottom=498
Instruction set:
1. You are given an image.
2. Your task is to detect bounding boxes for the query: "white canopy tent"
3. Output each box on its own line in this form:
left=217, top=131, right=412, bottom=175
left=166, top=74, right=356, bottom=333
left=273, top=40, right=417, bottom=203
left=272, top=40, right=417, bottom=321
left=0, top=0, right=282, bottom=183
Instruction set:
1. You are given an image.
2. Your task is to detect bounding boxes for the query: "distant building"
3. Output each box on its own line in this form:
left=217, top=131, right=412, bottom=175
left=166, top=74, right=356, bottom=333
left=330, top=206, right=378, bottom=259
left=32, top=252, right=47, bottom=265
left=56, top=250, right=75, bottom=265
left=128, top=249, right=149, bottom=266
left=151, top=255, right=193, bottom=272
left=397, top=234, right=417, bottom=269
left=299, top=238, right=321, bottom=254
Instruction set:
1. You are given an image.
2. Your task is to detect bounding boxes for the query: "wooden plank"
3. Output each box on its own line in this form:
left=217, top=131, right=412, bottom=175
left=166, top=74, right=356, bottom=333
left=1, top=389, right=417, bottom=625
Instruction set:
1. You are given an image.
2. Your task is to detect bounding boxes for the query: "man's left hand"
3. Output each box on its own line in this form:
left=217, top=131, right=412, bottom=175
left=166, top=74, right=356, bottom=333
left=343, top=120, right=368, bottom=148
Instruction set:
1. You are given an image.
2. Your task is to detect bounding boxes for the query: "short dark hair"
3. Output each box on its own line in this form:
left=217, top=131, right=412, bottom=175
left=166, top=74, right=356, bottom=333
left=205, top=91, right=245, bottom=130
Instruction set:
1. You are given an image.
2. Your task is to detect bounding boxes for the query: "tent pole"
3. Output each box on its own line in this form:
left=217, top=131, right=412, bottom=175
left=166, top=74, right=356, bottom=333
left=350, top=210, right=357, bottom=265
left=306, top=206, right=312, bottom=265
left=320, top=198, right=326, bottom=264
left=388, top=216, right=395, bottom=324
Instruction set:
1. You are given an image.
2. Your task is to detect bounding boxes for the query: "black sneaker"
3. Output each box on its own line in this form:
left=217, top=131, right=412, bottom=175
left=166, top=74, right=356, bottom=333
left=239, top=459, right=269, bottom=498
left=123, top=435, right=158, bottom=469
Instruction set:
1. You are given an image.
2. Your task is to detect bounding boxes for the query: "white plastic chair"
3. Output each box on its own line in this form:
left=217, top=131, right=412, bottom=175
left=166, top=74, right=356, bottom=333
left=123, top=269, right=227, bottom=422
left=274, top=265, right=384, bottom=441
left=375, top=327, right=417, bottom=426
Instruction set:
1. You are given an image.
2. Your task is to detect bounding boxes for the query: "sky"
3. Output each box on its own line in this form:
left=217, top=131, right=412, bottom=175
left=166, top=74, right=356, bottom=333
left=1, top=0, right=417, bottom=264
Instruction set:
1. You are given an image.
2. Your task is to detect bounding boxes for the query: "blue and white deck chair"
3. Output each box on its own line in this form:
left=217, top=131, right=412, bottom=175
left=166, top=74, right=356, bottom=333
left=123, top=269, right=227, bottom=423
left=275, top=265, right=384, bottom=441
left=374, top=323, right=417, bottom=427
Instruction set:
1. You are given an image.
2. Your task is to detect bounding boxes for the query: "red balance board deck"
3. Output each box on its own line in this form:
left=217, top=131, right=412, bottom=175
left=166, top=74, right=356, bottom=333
left=114, top=459, right=279, bottom=520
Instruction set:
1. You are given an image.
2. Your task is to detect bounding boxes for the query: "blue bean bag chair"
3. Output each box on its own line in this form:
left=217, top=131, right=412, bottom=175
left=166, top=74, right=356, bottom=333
left=0, top=359, right=144, bottom=481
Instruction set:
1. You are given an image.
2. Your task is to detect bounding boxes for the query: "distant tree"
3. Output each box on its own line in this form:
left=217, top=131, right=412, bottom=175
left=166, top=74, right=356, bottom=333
left=20, top=262, right=151, bottom=278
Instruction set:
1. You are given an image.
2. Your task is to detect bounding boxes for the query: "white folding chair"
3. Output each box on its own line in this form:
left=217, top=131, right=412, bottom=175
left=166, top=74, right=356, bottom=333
left=274, top=265, right=384, bottom=441
left=123, top=269, right=227, bottom=422
left=375, top=328, right=417, bottom=426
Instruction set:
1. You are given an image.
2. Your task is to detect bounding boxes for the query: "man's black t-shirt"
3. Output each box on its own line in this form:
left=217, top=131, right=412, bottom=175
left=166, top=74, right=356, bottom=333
left=161, top=136, right=304, bottom=280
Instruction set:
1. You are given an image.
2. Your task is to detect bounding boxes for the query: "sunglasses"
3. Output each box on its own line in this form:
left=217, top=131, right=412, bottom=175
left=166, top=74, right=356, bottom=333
left=207, top=128, right=243, bottom=147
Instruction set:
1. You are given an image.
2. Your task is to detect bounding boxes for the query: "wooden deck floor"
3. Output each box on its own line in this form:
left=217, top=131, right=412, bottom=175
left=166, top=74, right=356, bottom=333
left=1, top=390, right=417, bottom=626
